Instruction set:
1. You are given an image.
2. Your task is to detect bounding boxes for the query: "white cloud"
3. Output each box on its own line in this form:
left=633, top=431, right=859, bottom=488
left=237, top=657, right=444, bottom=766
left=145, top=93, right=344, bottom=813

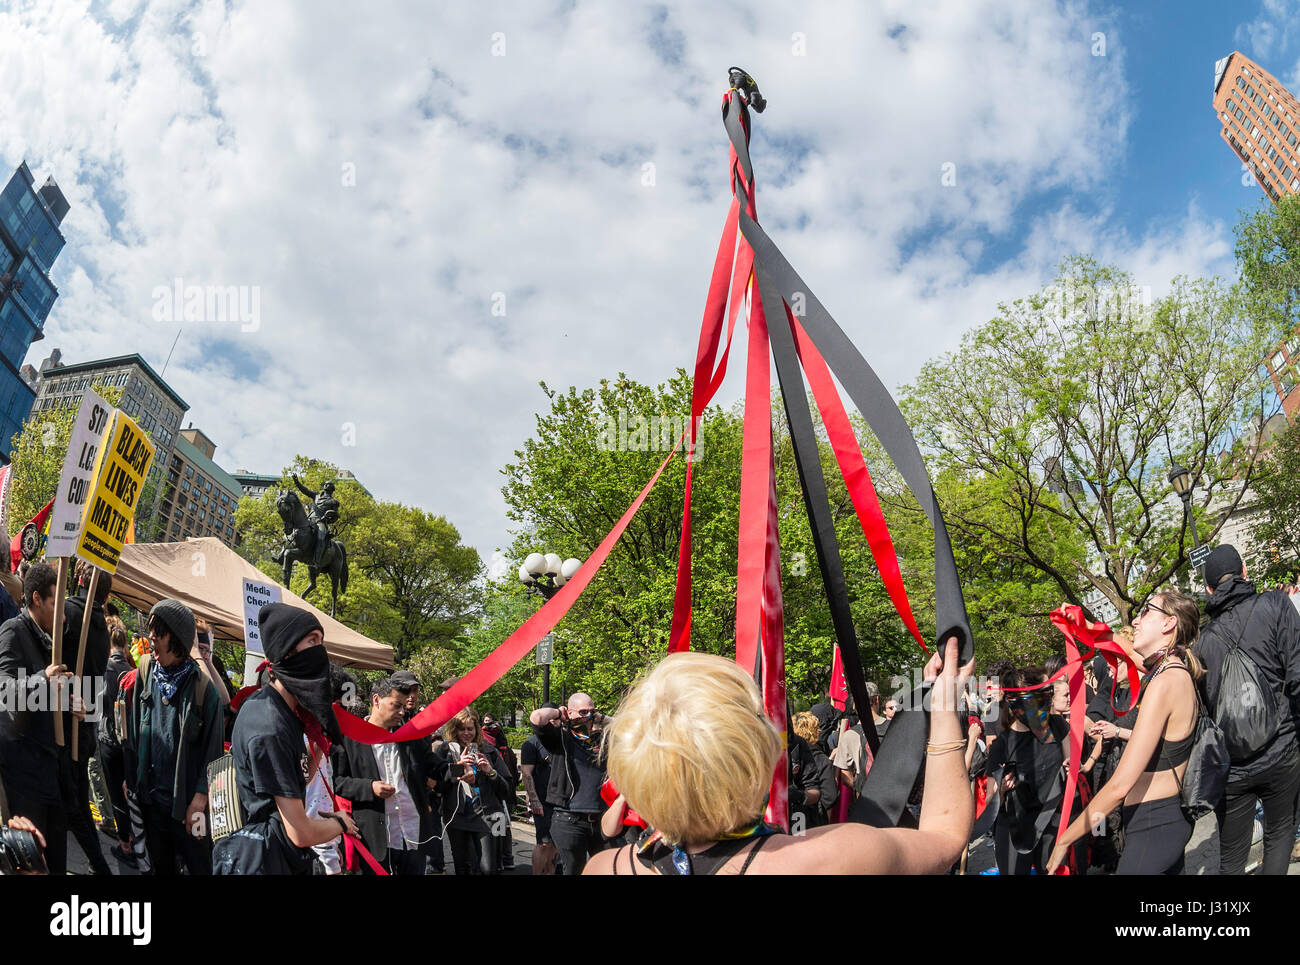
left=0, top=0, right=1223, bottom=566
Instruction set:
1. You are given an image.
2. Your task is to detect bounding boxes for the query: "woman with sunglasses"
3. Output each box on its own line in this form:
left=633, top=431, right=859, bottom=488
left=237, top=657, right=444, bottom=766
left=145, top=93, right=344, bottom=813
left=1048, top=591, right=1202, bottom=875
left=986, top=667, right=1083, bottom=874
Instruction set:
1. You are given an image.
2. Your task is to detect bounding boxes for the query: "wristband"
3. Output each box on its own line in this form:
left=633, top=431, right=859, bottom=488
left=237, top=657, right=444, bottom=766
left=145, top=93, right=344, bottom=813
left=334, top=814, right=348, bottom=834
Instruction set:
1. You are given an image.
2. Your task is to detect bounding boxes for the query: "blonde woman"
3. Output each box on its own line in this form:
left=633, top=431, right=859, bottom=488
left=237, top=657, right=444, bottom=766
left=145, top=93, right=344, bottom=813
left=1048, top=591, right=1201, bottom=875
left=438, top=708, right=511, bottom=875
left=586, top=637, right=973, bottom=875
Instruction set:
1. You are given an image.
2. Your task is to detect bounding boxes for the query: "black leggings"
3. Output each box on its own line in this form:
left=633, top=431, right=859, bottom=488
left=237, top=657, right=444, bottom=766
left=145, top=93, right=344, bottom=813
left=1117, top=795, right=1192, bottom=875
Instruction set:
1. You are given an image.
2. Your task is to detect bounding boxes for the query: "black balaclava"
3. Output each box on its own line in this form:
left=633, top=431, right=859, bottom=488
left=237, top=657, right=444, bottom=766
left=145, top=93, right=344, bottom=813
left=258, top=603, right=340, bottom=742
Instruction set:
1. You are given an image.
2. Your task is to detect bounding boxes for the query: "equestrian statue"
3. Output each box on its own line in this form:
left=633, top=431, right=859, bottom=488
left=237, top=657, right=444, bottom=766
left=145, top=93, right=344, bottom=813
left=273, top=474, right=349, bottom=617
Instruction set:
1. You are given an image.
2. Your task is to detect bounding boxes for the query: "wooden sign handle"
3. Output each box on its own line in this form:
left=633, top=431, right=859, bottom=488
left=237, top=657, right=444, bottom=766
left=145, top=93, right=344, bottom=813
left=71, top=567, right=100, bottom=762
left=50, top=557, right=68, bottom=747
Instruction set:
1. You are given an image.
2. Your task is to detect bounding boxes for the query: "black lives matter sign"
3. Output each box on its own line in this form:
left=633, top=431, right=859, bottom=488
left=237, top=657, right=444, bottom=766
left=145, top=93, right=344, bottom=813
left=76, top=411, right=155, bottom=574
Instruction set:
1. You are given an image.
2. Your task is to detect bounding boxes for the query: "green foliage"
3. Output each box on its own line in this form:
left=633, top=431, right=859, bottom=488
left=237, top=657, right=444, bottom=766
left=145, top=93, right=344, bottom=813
left=496, top=371, right=970, bottom=711
left=901, top=257, right=1272, bottom=626
left=1235, top=192, right=1300, bottom=345
left=1247, top=423, right=1300, bottom=582
left=233, top=455, right=481, bottom=666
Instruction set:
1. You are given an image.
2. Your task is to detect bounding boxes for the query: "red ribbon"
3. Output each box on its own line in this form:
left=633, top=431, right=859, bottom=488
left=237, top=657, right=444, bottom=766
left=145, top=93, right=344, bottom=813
left=334, top=440, right=683, bottom=746
left=789, top=312, right=927, bottom=653
left=829, top=644, right=849, bottom=712
left=1035, top=605, right=1143, bottom=873
left=668, top=91, right=759, bottom=654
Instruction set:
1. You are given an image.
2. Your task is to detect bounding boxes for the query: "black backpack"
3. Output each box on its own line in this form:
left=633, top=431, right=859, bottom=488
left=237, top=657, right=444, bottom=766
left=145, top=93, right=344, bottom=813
left=1212, top=599, right=1280, bottom=761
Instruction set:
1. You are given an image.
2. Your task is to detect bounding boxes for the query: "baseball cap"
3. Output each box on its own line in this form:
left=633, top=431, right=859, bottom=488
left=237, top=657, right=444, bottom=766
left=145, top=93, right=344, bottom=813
left=390, top=669, right=420, bottom=691
left=1205, top=544, right=1244, bottom=590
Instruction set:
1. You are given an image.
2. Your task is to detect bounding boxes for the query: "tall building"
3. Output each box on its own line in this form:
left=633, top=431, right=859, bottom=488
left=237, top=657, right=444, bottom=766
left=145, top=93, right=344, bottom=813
left=157, top=427, right=242, bottom=547
left=0, top=163, right=70, bottom=459
left=1213, top=52, right=1300, bottom=202
left=29, top=353, right=188, bottom=478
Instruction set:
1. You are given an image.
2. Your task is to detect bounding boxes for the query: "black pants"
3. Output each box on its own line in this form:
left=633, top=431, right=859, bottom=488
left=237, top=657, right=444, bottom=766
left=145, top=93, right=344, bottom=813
left=1118, top=795, right=1192, bottom=875
left=98, top=740, right=132, bottom=848
left=5, top=789, right=68, bottom=876
left=420, top=807, right=444, bottom=873
left=359, top=846, right=425, bottom=876
left=1216, top=748, right=1300, bottom=875
left=550, top=808, right=603, bottom=876
left=141, top=801, right=212, bottom=875
left=447, top=827, right=498, bottom=875
left=67, top=751, right=111, bottom=874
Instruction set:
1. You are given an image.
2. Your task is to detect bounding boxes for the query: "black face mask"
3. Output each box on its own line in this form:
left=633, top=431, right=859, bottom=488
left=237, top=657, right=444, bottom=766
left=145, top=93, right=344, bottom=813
left=272, top=645, right=340, bottom=743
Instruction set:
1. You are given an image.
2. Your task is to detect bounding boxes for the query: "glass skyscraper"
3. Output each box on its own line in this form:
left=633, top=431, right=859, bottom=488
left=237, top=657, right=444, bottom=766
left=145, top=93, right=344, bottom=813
left=0, top=161, right=68, bottom=460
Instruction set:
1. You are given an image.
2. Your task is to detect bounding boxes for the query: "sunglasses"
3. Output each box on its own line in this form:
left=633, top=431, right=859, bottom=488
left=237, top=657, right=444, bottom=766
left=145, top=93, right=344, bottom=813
left=573, top=708, right=598, bottom=717
left=1139, top=601, right=1172, bottom=619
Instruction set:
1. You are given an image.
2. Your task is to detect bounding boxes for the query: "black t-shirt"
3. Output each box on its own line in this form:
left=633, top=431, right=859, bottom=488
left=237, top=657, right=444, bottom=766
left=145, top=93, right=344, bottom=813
left=520, top=735, right=552, bottom=801
left=230, top=687, right=308, bottom=825
left=987, top=725, right=1066, bottom=810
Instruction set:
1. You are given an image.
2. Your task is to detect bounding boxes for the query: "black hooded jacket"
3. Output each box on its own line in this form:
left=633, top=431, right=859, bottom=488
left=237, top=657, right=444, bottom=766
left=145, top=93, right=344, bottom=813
left=1194, top=577, right=1300, bottom=783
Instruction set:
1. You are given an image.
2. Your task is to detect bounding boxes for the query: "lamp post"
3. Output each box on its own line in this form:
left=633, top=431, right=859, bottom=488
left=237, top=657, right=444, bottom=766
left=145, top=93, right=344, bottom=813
left=1168, top=460, right=1204, bottom=579
left=518, top=551, right=582, bottom=705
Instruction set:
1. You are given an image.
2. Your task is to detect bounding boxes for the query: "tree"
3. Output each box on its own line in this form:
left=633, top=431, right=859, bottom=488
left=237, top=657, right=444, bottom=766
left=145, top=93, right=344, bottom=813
left=499, top=372, right=993, bottom=708
left=234, top=455, right=481, bottom=665
left=1235, top=192, right=1300, bottom=346
left=348, top=502, right=481, bottom=664
left=901, top=257, right=1273, bottom=625
left=1246, top=422, right=1300, bottom=581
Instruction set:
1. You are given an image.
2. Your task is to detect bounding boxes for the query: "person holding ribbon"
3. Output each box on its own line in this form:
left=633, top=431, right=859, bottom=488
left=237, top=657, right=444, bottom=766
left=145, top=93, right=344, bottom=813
left=1048, top=591, right=1201, bottom=875
left=213, top=603, right=359, bottom=875
left=585, top=636, right=973, bottom=875
left=987, top=667, right=1082, bottom=875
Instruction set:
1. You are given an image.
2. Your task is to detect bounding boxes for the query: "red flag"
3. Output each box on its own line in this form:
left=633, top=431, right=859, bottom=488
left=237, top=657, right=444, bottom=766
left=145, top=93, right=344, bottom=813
left=829, top=644, right=849, bottom=711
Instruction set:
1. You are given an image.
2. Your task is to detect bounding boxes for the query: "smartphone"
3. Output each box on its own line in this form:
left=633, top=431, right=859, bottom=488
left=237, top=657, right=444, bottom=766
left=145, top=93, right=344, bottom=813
left=466, top=742, right=479, bottom=758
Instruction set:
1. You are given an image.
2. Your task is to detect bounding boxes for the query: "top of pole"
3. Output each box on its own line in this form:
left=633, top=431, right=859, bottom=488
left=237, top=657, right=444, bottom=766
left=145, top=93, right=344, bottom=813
left=726, top=67, right=766, bottom=114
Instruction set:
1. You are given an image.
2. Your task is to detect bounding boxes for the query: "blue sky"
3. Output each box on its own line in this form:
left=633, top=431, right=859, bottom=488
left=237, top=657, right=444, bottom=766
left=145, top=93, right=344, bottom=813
left=0, top=0, right=1295, bottom=570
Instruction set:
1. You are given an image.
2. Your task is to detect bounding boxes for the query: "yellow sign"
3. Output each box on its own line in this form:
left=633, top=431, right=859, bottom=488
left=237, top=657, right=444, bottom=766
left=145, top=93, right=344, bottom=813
left=75, top=410, right=155, bottom=573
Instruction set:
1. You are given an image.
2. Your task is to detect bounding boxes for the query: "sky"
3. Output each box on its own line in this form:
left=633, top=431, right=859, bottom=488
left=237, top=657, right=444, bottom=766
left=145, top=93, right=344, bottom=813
left=0, top=0, right=1295, bottom=576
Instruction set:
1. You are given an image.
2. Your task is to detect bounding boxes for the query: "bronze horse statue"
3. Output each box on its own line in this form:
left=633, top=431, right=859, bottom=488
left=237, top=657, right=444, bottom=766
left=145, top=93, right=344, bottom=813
left=274, top=489, right=349, bottom=617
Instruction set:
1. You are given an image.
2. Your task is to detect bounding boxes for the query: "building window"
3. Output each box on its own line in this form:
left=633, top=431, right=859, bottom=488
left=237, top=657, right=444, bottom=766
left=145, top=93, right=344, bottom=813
left=184, top=465, right=193, bottom=477
left=1272, top=350, right=1286, bottom=371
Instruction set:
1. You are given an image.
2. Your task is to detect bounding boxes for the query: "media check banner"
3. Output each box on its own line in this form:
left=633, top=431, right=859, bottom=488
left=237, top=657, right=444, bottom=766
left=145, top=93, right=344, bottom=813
left=75, top=410, right=155, bottom=573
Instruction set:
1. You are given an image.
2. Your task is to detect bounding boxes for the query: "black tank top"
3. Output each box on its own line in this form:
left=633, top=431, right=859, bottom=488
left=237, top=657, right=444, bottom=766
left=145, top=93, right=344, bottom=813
left=1140, top=662, right=1196, bottom=772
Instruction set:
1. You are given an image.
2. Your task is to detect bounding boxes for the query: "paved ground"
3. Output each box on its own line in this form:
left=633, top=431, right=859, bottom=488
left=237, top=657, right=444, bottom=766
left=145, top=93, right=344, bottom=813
left=63, top=810, right=1299, bottom=875
left=64, top=816, right=543, bottom=875
left=965, top=810, right=1300, bottom=875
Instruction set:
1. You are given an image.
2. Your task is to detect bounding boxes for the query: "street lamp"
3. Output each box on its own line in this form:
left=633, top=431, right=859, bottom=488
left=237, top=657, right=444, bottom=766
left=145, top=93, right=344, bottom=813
left=519, top=551, right=582, bottom=704
left=1168, top=460, right=1205, bottom=578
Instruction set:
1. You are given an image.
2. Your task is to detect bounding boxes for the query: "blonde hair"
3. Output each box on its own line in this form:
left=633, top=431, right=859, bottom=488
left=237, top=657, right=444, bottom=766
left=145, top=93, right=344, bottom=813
left=603, top=652, right=781, bottom=846
left=792, top=711, right=820, bottom=745
left=443, top=707, right=482, bottom=745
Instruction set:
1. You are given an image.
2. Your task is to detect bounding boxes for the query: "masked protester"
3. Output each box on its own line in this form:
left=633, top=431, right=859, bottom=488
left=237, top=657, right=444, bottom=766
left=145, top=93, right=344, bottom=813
left=529, top=693, right=611, bottom=875
left=213, top=603, right=358, bottom=874
left=116, top=599, right=224, bottom=875
left=986, top=666, right=1086, bottom=875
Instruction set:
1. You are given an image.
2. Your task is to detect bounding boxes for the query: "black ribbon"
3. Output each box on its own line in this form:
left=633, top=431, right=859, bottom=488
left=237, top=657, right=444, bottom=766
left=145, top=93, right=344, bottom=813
left=723, top=87, right=972, bottom=827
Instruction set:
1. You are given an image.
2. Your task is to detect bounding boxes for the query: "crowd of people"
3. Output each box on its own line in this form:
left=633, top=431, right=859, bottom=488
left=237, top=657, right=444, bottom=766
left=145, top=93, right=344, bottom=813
left=2, top=541, right=1299, bottom=876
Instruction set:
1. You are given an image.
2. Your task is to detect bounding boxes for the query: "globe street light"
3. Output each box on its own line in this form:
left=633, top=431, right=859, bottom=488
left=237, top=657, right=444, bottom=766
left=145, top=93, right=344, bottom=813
left=1168, top=459, right=1204, bottom=577
left=519, top=550, right=582, bottom=704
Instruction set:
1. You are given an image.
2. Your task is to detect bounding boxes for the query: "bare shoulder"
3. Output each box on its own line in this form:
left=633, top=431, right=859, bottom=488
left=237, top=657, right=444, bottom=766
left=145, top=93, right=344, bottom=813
left=745, top=824, right=899, bottom=875
left=583, top=847, right=621, bottom=876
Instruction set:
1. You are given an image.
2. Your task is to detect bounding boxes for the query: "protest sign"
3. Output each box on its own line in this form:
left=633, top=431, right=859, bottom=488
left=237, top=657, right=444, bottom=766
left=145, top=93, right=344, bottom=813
left=75, top=411, right=155, bottom=573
